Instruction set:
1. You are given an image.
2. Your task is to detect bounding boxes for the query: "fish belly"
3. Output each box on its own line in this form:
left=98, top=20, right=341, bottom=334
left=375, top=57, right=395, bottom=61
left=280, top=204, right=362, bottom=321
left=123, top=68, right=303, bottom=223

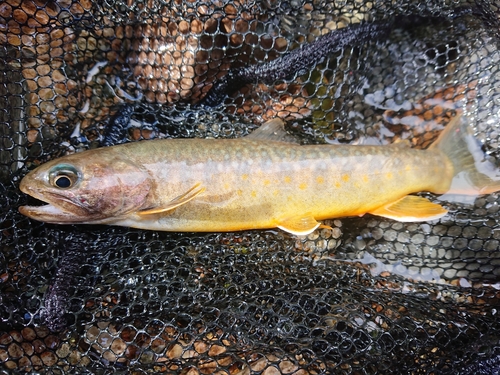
left=120, top=139, right=450, bottom=232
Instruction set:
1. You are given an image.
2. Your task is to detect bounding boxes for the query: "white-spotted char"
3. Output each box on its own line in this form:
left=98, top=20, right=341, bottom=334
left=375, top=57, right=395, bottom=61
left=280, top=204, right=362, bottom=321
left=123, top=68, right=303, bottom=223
left=19, top=116, right=500, bottom=235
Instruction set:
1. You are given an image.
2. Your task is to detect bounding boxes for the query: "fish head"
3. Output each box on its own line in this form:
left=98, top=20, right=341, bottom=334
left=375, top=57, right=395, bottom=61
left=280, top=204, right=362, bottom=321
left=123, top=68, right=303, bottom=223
left=19, top=151, right=152, bottom=224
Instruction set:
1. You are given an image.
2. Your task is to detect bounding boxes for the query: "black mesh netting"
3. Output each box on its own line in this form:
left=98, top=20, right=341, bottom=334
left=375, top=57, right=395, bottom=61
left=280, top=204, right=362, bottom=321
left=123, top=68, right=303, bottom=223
left=2, top=0, right=500, bottom=373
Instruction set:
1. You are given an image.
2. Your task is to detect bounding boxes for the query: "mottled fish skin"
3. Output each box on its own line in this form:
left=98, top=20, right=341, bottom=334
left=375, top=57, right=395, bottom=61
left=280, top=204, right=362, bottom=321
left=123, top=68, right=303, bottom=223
left=115, top=139, right=451, bottom=231
left=18, top=116, right=500, bottom=234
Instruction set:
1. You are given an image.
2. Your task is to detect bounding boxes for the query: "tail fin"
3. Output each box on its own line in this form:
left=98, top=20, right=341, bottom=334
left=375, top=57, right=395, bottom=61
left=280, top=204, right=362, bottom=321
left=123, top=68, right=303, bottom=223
left=430, top=114, right=500, bottom=195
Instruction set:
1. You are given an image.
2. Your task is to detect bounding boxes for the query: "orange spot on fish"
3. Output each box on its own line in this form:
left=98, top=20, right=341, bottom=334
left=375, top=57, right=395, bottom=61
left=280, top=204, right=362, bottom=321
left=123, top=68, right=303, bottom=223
left=335, top=182, right=341, bottom=188
left=237, top=189, right=243, bottom=196
left=299, top=183, right=307, bottom=190
left=342, top=174, right=350, bottom=182
left=284, top=176, right=292, bottom=183
left=362, top=175, right=369, bottom=183
left=263, top=179, right=270, bottom=186
left=316, top=176, right=324, bottom=184
left=242, top=174, right=248, bottom=180
left=251, top=191, right=257, bottom=198
left=386, top=172, right=393, bottom=179
left=224, top=183, right=230, bottom=190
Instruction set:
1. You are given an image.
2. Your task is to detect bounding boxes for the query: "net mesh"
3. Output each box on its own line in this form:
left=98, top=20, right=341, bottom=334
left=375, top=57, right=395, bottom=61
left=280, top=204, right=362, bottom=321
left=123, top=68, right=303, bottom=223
left=1, top=0, right=500, bottom=373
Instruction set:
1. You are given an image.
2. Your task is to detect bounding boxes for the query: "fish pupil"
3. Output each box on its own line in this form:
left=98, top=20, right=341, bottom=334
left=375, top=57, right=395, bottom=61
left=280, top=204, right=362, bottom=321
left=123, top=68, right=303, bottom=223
left=55, top=176, right=72, bottom=188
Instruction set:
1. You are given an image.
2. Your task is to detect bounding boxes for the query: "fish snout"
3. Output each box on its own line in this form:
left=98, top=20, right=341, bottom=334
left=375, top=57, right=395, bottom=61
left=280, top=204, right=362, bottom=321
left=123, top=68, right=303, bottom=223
left=19, top=176, right=30, bottom=194
left=19, top=169, right=45, bottom=191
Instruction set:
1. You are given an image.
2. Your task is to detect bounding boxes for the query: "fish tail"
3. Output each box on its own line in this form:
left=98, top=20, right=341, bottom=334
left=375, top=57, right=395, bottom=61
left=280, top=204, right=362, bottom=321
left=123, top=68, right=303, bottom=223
left=430, top=114, right=500, bottom=195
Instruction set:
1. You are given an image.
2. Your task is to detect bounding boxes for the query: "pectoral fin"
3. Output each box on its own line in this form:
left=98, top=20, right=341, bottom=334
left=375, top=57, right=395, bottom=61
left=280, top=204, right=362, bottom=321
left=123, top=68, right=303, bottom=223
left=139, top=183, right=205, bottom=215
left=278, top=214, right=321, bottom=235
left=369, top=195, right=447, bottom=222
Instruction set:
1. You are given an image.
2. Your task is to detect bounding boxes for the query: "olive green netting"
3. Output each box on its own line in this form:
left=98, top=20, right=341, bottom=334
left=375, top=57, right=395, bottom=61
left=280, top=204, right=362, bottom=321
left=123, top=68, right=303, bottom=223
left=1, top=0, right=500, bottom=373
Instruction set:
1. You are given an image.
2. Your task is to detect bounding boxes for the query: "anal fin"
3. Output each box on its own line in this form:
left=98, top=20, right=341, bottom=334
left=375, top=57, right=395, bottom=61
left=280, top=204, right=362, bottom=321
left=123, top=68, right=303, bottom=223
left=278, top=214, right=321, bottom=235
left=139, top=183, right=205, bottom=215
left=369, top=195, right=447, bottom=222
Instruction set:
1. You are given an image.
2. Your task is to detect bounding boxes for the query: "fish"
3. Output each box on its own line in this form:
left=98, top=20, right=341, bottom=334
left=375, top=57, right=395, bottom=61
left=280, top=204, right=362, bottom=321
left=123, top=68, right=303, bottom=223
left=18, top=115, right=500, bottom=235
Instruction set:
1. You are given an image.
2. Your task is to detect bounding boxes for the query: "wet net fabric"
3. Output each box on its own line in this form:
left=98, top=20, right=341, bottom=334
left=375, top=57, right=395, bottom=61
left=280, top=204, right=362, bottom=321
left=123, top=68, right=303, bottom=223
left=2, top=0, right=500, bottom=373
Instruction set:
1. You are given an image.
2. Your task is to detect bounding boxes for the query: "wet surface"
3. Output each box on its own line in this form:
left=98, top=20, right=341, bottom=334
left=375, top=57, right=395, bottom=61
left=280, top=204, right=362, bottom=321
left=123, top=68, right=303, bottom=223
left=1, top=0, right=500, bottom=373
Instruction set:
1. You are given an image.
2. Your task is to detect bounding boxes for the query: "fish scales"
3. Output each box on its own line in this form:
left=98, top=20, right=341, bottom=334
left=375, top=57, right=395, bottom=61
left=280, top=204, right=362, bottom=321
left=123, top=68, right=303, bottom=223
left=96, top=138, right=451, bottom=231
left=18, top=116, right=500, bottom=234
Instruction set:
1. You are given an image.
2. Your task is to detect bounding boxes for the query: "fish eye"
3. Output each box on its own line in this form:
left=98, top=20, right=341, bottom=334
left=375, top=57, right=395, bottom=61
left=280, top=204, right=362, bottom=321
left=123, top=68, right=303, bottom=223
left=49, top=164, right=80, bottom=189
left=54, top=175, right=72, bottom=188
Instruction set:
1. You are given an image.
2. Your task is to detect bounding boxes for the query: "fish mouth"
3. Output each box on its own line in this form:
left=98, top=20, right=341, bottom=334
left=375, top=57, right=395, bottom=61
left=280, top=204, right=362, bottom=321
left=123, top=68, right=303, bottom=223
left=18, top=202, right=86, bottom=223
left=18, top=181, right=92, bottom=224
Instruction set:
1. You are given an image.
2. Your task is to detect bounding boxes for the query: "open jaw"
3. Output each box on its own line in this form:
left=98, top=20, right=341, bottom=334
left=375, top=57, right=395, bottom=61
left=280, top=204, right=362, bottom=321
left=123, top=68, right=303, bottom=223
left=18, top=189, right=94, bottom=224
left=18, top=199, right=94, bottom=223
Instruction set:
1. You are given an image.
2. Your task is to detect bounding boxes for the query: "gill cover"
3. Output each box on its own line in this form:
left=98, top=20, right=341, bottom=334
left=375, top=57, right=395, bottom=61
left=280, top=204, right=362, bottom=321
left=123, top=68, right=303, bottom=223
left=19, top=151, right=152, bottom=224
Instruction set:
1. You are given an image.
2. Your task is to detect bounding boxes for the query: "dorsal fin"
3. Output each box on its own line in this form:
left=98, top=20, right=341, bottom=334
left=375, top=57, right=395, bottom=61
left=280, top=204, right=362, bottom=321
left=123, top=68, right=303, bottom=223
left=244, top=119, right=299, bottom=144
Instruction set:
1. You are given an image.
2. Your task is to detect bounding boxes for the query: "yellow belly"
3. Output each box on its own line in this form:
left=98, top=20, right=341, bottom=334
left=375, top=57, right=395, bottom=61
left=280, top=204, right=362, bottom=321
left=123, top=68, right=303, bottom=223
left=119, top=139, right=452, bottom=233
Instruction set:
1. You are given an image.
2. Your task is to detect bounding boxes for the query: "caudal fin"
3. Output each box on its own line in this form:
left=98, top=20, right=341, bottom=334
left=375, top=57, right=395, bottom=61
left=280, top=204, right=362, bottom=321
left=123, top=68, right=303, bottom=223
left=429, top=114, right=500, bottom=195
